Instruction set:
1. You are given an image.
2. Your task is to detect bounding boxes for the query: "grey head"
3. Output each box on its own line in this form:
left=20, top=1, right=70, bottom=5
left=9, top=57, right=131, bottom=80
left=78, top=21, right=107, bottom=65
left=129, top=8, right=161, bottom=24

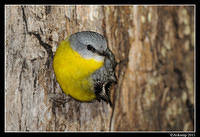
left=69, top=31, right=117, bottom=106
left=69, top=31, right=107, bottom=62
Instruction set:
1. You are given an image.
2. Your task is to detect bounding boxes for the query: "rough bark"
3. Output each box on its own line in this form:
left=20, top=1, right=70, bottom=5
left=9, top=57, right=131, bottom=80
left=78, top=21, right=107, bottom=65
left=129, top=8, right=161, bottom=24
left=5, top=5, right=194, bottom=131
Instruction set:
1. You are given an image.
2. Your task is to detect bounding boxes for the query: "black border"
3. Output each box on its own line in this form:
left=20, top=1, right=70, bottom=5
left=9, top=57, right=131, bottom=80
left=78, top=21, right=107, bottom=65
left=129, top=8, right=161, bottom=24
left=2, top=0, right=198, bottom=136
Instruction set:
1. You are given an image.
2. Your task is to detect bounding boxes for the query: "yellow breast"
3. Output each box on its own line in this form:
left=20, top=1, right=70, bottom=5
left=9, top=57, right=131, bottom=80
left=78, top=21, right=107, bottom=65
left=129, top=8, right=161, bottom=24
left=53, top=39, right=103, bottom=101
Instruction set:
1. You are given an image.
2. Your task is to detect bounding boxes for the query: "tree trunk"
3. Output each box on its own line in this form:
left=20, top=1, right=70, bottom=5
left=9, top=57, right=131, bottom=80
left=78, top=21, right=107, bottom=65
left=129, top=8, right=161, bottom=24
left=5, top=5, right=194, bottom=131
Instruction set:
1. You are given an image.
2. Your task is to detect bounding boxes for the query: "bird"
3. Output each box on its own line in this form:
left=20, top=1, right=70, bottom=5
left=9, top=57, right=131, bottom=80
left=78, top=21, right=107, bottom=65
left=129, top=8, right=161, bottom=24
left=53, top=31, right=117, bottom=106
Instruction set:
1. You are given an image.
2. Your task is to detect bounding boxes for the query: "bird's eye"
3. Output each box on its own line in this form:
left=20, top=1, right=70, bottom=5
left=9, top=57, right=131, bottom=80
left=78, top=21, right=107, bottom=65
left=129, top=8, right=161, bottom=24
left=87, top=45, right=96, bottom=53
